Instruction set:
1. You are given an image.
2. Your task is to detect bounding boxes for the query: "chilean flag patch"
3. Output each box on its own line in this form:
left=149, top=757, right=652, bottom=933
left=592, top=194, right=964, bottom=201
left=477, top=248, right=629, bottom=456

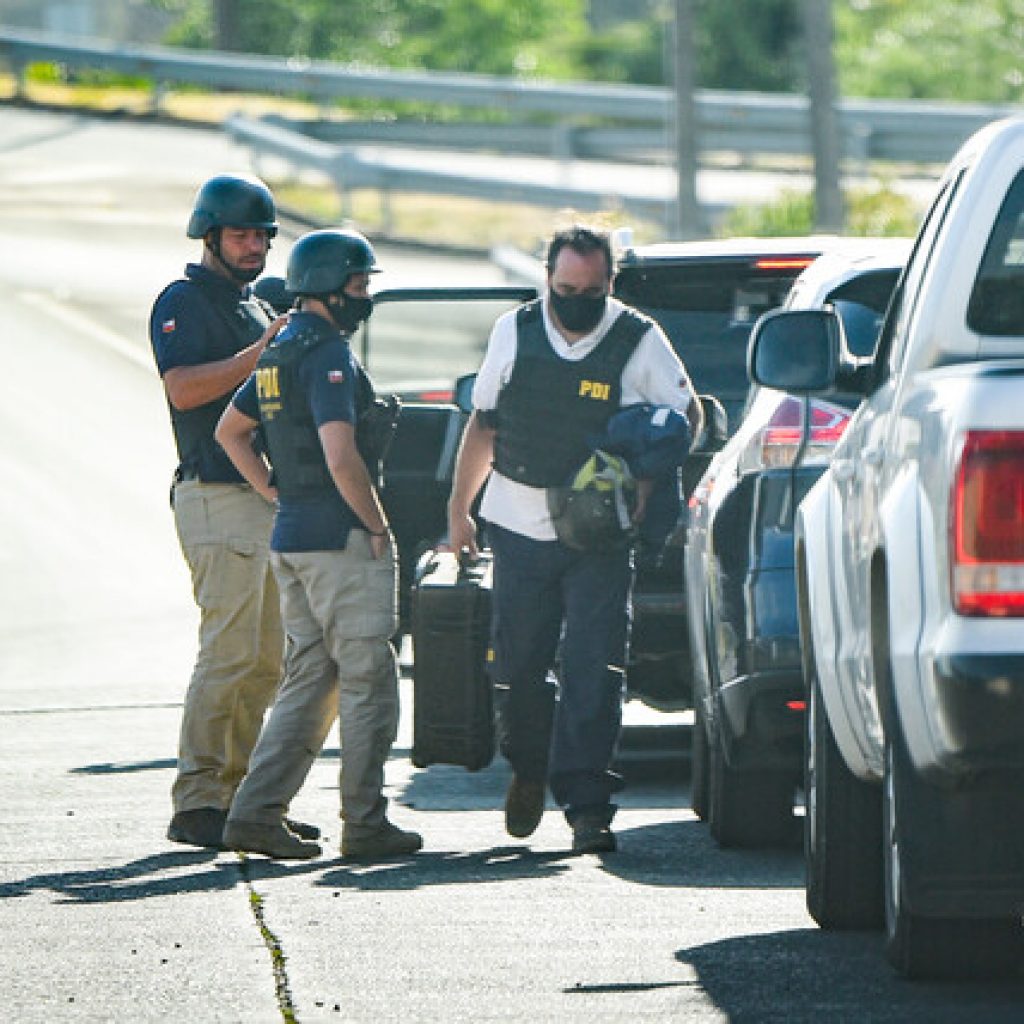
left=162, top=318, right=176, bottom=334
left=327, top=369, right=345, bottom=383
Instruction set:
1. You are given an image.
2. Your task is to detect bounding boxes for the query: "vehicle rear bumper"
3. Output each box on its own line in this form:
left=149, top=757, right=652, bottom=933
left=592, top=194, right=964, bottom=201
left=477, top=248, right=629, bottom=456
left=928, top=653, right=1024, bottom=775
left=717, top=667, right=804, bottom=772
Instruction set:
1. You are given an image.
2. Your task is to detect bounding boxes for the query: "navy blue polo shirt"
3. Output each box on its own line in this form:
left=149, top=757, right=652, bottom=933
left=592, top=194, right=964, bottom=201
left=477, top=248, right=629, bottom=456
left=233, top=313, right=364, bottom=552
left=150, top=263, right=266, bottom=483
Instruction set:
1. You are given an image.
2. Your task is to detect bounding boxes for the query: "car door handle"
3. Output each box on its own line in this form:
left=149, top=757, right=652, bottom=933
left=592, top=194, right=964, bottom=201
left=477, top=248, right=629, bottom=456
left=832, top=459, right=854, bottom=482
left=864, top=445, right=883, bottom=467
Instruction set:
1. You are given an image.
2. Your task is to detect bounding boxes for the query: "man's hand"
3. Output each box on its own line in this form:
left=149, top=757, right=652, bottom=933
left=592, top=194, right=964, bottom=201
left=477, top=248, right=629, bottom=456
left=164, top=313, right=290, bottom=412
left=258, top=314, right=289, bottom=352
left=631, top=478, right=654, bottom=525
left=369, top=530, right=392, bottom=560
left=443, top=510, right=479, bottom=560
left=439, top=411, right=494, bottom=560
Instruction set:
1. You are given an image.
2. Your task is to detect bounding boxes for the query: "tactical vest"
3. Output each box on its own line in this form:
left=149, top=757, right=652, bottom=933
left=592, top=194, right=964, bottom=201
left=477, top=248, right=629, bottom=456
left=493, top=300, right=649, bottom=487
left=159, top=277, right=273, bottom=482
left=256, top=322, right=379, bottom=500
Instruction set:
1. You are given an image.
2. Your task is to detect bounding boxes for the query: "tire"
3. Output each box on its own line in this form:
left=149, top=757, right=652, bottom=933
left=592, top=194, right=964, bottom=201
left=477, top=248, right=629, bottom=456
left=708, top=711, right=794, bottom=848
left=804, top=665, right=883, bottom=929
left=691, top=695, right=710, bottom=821
left=882, top=729, right=1023, bottom=980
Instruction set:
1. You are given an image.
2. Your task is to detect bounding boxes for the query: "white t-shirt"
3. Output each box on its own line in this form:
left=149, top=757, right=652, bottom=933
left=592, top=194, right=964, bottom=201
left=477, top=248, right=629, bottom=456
left=472, top=295, right=696, bottom=541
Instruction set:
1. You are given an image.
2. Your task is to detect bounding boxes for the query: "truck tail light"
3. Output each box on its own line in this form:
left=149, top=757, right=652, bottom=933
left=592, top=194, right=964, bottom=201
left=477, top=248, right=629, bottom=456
left=952, top=430, right=1024, bottom=616
left=738, top=396, right=851, bottom=473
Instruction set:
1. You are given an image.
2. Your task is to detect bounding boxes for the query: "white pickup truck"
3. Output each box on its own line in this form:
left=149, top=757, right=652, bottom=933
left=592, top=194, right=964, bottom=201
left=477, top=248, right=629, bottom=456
left=747, top=116, right=1024, bottom=980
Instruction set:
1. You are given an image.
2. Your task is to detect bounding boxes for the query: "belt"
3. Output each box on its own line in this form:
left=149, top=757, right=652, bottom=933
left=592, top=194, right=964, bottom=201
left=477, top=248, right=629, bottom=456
left=174, top=466, right=200, bottom=483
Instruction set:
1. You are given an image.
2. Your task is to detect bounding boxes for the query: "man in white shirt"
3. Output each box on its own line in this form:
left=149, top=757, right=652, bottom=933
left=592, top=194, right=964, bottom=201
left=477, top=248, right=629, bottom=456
left=447, top=225, right=701, bottom=853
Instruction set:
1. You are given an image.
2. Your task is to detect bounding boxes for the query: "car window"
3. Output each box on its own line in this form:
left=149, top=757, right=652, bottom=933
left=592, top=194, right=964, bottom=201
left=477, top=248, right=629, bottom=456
left=827, top=269, right=901, bottom=357
left=614, top=262, right=806, bottom=432
left=967, top=169, right=1024, bottom=335
left=873, top=173, right=962, bottom=385
left=358, top=288, right=536, bottom=388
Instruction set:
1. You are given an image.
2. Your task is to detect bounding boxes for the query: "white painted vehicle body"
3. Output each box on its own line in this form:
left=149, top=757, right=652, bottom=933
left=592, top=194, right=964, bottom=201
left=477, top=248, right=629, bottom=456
left=796, top=118, right=1024, bottom=788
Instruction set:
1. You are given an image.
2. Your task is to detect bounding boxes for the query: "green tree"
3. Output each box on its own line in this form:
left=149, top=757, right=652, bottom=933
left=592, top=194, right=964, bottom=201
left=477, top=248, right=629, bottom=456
left=697, top=0, right=802, bottom=91
left=835, top=0, right=1024, bottom=102
left=150, top=0, right=810, bottom=91
left=569, top=1, right=807, bottom=91
left=153, top=0, right=586, bottom=76
left=572, top=17, right=667, bottom=85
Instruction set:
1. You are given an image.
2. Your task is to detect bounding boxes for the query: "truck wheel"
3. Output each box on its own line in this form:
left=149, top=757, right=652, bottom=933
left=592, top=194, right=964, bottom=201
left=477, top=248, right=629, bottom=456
left=708, top=716, right=794, bottom=848
left=882, top=729, right=1022, bottom=979
left=804, top=666, right=883, bottom=929
left=691, top=695, right=710, bottom=821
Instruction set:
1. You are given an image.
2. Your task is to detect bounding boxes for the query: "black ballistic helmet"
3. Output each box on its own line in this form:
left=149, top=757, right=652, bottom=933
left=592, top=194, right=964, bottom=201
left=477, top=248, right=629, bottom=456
left=252, top=275, right=293, bottom=315
left=186, top=173, right=278, bottom=239
left=286, top=228, right=380, bottom=296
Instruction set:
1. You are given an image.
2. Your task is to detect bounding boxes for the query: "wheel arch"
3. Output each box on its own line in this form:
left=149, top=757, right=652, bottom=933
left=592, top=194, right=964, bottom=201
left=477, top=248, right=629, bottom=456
left=875, top=464, right=932, bottom=774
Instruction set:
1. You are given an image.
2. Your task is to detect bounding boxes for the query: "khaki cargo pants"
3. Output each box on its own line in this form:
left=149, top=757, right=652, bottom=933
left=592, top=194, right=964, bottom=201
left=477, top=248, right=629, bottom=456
left=171, top=480, right=282, bottom=813
left=228, top=531, right=400, bottom=834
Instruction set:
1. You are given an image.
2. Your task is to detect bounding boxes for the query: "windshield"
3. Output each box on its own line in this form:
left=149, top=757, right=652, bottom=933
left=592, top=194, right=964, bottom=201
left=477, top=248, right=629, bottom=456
left=614, top=261, right=809, bottom=432
left=358, top=289, right=535, bottom=391
left=828, top=268, right=902, bottom=358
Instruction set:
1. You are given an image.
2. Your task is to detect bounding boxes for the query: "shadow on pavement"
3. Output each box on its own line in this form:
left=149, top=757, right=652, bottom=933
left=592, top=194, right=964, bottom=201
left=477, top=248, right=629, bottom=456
left=397, top=737, right=690, bottom=814
left=399, top=758, right=511, bottom=812
left=0, top=845, right=571, bottom=905
left=0, top=850, right=253, bottom=903
left=675, top=928, right=1024, bottom=1022
left=70, top=758, right=177, bottom=775
left=595, top=819, right=802, bottom=890
left=315, top=846, right=571, bottom=892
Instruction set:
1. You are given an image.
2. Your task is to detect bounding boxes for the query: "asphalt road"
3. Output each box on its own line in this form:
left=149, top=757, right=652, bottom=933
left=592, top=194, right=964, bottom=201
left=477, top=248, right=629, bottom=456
left=2, top=104, right=1023, bottom=1022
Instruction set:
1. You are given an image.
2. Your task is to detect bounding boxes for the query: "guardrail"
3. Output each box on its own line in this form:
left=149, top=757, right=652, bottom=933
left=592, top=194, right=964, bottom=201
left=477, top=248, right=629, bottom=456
left=2, top=28, right=1021, bottom=167
left=228, top=114, right=680, bottom=231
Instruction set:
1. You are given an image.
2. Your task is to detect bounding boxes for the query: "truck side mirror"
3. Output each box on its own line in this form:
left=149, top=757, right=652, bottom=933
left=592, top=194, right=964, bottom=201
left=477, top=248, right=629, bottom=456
left=692, top=395, right=728, bottom=454
left=748, top=309, right=841, bottom=393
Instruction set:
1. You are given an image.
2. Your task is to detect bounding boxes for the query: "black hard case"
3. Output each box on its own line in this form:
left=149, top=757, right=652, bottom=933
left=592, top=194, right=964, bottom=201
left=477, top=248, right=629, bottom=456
left=410, top=550, right=495, bottom=771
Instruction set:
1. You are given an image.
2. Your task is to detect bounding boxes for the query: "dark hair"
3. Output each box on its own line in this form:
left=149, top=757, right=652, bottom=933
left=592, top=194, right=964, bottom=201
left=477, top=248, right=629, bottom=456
left=545, top=225, right=613, bottom=279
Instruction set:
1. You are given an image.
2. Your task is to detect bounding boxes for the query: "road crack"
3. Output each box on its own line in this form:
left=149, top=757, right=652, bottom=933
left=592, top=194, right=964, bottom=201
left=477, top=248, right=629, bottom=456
left=237, top=854, right=301, bottom=1023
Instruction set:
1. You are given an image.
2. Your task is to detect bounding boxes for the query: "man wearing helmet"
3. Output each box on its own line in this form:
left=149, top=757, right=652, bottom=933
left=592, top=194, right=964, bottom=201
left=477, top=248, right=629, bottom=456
left=150, top=173, right=301, bottom=852
left=214, top=228, right=422, bottom=861
left=446, top=224, right=701, bottom=855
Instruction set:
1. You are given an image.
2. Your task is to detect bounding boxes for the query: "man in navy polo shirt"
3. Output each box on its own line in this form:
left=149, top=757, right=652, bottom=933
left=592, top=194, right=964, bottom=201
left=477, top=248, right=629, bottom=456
left=215, top=228, right=422, bottom=861
left=150, top=173, right=310, bottom=851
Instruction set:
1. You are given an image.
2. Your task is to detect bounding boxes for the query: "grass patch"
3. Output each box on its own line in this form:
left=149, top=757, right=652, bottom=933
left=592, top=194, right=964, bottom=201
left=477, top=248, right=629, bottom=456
left=720, top=183, right=921, bottom=238
left=272, top=180, right=660, bottom=251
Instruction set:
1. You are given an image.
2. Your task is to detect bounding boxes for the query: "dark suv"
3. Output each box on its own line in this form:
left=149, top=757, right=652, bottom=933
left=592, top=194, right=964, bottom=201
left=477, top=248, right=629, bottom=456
left=367, top=238, right=832, bottom=712
left=610, top=237, right=831, bottom=708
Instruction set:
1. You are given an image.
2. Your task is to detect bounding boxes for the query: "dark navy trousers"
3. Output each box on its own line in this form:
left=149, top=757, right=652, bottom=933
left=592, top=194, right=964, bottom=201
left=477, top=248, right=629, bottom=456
left=487, top=522, right=633, bottom=824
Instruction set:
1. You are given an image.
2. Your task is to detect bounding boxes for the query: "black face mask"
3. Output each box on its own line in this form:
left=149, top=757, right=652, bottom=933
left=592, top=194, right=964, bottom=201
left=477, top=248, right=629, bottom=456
left=549, top=289, right=607, bottom=334
left=328, top=294, right=373, bottom=334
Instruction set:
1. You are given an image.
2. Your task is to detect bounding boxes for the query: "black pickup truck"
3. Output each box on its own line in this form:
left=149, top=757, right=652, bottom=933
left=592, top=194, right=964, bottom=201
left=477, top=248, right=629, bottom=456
left=364, top=237, right=829, bottom=711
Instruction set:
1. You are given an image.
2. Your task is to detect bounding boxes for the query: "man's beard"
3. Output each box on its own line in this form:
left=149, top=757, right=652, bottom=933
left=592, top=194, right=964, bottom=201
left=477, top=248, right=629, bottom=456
left=221, top=256, right=265, bottom=284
